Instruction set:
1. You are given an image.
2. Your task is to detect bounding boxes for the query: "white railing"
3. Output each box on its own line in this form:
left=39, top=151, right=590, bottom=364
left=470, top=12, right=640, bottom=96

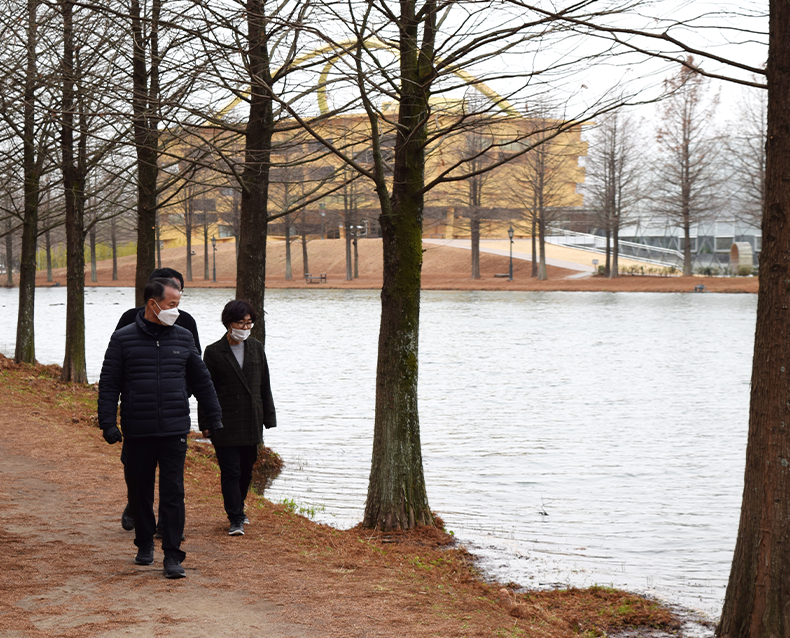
left=545, top=230, right=684, bottom=268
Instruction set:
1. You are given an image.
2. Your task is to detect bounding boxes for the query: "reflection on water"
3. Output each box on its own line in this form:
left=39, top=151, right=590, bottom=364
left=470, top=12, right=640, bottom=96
left=0, top=286, right=755, bottom=618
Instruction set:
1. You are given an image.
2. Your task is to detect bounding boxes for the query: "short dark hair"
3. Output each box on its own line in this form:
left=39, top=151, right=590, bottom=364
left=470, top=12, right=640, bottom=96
left=144, top=277, right=181, bottom=303
left=149, top=268, right=184, bottom=291
left=221, top=299, right=256, bottom=328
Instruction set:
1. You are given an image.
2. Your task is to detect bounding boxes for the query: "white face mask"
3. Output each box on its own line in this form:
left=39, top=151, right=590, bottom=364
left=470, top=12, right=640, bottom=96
left=230, top=328, right=250, bottom=342
left=154, top=300, right=180, bottom=326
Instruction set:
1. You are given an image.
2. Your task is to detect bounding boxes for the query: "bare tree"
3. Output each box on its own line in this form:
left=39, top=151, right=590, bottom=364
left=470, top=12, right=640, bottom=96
left=652, top=60, right=722, bottom=276
left=584, top=110, right=644, bottom=277
left=510, top=113, right=582, bottom=280
left=0, top=0, right=58, bottom=363
left=725, top=84, right=766, bottom=231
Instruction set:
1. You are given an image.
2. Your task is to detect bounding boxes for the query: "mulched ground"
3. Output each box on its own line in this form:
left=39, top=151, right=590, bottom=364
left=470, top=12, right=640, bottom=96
left=0, top=355, right=689, bottom=637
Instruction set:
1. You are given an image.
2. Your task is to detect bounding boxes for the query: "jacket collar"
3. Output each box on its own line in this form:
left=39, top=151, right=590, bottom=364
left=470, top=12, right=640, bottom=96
left=135, top=311, right=172, bottom=339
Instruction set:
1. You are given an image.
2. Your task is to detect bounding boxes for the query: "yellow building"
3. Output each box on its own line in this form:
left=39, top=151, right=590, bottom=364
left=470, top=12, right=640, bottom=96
left=156, top=98, right=587, bottom=246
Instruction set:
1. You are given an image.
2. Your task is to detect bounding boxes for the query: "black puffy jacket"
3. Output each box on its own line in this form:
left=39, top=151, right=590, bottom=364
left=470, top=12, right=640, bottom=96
left=98, top=312, right=222, bottom=438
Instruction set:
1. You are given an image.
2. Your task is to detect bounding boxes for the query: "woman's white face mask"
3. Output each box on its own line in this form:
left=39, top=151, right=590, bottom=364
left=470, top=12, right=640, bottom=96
left=230, top=327, right=250, bottom=342
left=154, top=300, right=180, bottom=326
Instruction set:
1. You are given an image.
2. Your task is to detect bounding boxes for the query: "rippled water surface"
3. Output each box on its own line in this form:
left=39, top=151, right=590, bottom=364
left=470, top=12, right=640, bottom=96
left=0, top=286, right=755, bottom=618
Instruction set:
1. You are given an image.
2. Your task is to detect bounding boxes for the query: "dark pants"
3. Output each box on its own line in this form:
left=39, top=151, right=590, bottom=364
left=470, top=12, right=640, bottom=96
left=214, top=445, right=258, bottom=523
left=124, top=435, right=187, bottom=562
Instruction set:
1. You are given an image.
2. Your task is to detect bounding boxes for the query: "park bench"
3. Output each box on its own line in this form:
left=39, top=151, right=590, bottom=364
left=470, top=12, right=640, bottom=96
left=305, top=273, right=327, bottom=284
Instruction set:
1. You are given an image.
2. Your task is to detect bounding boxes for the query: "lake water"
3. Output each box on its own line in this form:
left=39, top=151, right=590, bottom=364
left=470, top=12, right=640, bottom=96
left=0, top=286, right=755, bottom=620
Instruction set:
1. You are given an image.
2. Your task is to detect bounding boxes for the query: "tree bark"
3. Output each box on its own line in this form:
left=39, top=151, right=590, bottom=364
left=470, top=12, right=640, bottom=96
left=203, top=219, right=209, bottom=280
left=60, top=0, right=87, bottom=383
left=537, top=211, right=547, bottom=281
left=131, top=0, right=160, bottom=306
left=362, top=0, right=433, bottom=531
left=5, top=220, right=13, bottom=287
left=302, top=231, right=309, bottom=277
left=345, top=219, right=353, bottom=280
left=111, top=218, right=118, bottom=281
left=89, top=227, right=97, bottom=282
left=470, top=216, right=480, bottom=279
left=45, top=228, right=52, bottom=282
left=285, top=227, right=292, bottom=280
left=604, top=230, right=611, bottom=277
left=236, top=0, right=273, bottom=344
left=611, top=224, right=619, bottom=278
left=717, top=2, right=790, bottom=635
left=15, top=0, right=40, bottom=364
left=531, top=213, right=537, bottom=277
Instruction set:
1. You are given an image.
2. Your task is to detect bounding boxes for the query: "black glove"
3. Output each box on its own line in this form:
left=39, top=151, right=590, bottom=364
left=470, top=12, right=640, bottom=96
left=202, top=422, right=223, bottom=438
left=103, top=425, right=123, bottom=444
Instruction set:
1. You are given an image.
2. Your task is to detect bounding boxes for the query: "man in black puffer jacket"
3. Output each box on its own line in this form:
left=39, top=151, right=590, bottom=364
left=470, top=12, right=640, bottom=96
left=98, top=278, right=223, bottom=579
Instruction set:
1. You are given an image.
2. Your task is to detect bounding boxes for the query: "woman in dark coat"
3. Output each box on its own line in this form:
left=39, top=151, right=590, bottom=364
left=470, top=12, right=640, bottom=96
left=199, top=300, right=276, bottom=536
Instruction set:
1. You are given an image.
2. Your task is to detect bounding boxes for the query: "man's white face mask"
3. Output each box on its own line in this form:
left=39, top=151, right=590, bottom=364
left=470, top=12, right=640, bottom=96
left=154, top=300, right=180, bottom=326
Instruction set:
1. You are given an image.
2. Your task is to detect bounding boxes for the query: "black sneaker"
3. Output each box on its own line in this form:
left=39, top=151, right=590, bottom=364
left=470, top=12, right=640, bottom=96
left=134, top=542, right=154, bottom=565
left=163, top=557, right=186, bottom=579
left=243, top=515, right=250, bottom=525
left=229, top=520, right=245, bottom=536
left=121, top=505, right=134, bottom=531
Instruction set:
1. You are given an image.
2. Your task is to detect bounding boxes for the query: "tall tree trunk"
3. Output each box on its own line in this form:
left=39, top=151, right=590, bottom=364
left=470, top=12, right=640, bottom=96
left=611, top=224, right=619, bottom=278
left=15, top=0, right=40, bottom=364
left=717, top=2, right=790, bottom=635
left=185, top=211, right=193, bottom=281
left=131, top=0, right=160, bottom=306
left=470, top=215, right=480, bottom=279
left=285, top=227, right=292, bottom=280
left=537, top=211, right=547, bottom=281
left=236, top=0, right=273, bottom=344
left=362, top=0, right=433, bottom=531
left=45, top=228, right=52, bottom=282
left=352, top=233, right=358, bottom=278
left=530, top=210, right=538, bottom=277
left=682, top=215, right=692, bottom=276
left=89, top=227, right=97, bottom=282
left=204, top=219, right=209, bottom=279
left=4, top=220, right=13, bottom=287
left=111, top=217, right=118, bottom=281
left=604, top=229, right=611, bottom=277
left=155, top=213, right=161, bottom=268
left=345, top=219, right=353, bottom=280
left=302, top=231, right=309, bottom=277
left=60, top=0, right=87, bottom=382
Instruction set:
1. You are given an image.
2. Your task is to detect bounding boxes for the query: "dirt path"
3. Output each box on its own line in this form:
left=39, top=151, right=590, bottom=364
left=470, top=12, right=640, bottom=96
left=0, top=359, right=685, bottom=638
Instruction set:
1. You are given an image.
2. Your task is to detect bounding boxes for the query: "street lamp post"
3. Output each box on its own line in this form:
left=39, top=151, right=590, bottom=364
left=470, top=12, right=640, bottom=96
left=319, top=202, right=326, bottom=239
left=508, top=226, right=514, bottom=281
left=211, top=235, right=217, bottom=282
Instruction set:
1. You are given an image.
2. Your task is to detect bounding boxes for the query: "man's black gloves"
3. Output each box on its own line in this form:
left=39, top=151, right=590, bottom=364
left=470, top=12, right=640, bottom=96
left=103, top=425, right=123, bottom=444
left=201, top=422, right=223, bottom=439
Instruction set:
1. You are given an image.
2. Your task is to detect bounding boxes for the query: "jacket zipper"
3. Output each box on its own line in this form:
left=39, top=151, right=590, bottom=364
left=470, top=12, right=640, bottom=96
left=157, top=340, right=162, bottom=435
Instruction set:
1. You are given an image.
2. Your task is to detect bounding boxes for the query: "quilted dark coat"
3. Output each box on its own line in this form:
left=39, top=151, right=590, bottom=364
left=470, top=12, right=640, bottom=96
left=198, top=335, right=276, bottom=447
left=98, top=313, right=222, bottom=438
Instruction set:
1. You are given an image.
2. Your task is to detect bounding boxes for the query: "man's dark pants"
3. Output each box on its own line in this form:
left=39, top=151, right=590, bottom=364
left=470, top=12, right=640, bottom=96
left=125, top=435, right=188, bottom=562
left=214, top=445, right=258, bottom=523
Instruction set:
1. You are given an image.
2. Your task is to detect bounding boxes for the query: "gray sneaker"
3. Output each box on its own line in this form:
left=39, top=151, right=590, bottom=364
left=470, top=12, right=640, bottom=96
left=229, top=520, right=245, bottom=536
left=243, top=515, right=250, bottom=525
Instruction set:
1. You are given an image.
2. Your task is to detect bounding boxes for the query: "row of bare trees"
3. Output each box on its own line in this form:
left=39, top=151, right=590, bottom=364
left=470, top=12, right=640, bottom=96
left=1, top=2, right=787, bottom=633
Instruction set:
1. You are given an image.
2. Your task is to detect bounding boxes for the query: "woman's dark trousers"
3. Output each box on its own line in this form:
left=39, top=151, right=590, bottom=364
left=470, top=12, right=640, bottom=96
left=214, top=445, right=258, bottom=523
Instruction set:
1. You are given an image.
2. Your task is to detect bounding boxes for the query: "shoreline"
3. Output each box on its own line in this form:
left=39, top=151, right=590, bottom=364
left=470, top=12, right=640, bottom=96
left=24, top=274, right=759, bottom=294
left=0, top=354, right=698, bottom=637
left=18, top=238, right=758, bottom=294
